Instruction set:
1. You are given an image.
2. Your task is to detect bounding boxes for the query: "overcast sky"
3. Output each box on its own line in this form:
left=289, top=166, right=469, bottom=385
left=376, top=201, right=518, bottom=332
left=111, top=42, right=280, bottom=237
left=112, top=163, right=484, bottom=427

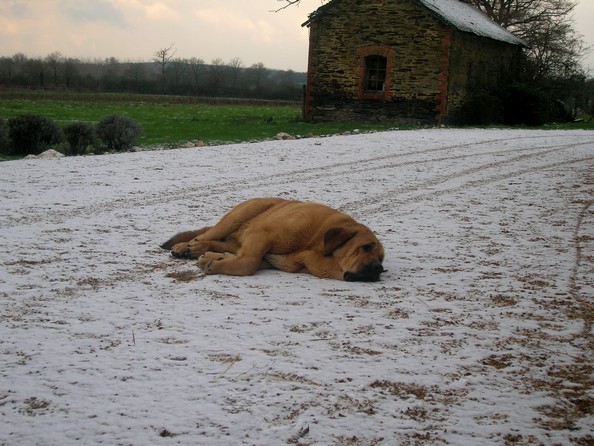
left=1, top=0, right=593, bottom=73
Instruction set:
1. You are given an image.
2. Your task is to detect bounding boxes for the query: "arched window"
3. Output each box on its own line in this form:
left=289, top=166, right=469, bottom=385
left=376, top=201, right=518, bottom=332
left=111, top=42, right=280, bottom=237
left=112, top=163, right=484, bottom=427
left=356, top=46, right=394, bottom=99
left=365, top=56, right=387, bottom=92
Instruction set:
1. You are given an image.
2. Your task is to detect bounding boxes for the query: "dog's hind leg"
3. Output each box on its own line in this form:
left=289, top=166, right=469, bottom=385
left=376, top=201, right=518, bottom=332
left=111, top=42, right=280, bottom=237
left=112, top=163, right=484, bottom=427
left=161, top=198, right=288, bottom=261
left=193, top=198, right=287, bottom=242
left=198, top=252, right=265, bottom=276
left=161, top=227, right=224, bottom=259
left=197, top=234, right=271, bottom=276
left=177, top=239, right=239, bottom=259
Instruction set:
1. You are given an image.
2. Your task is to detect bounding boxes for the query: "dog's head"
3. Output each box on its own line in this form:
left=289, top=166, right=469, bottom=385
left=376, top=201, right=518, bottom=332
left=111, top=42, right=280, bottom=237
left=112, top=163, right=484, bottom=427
left=324, top=226, right=385, bottom=282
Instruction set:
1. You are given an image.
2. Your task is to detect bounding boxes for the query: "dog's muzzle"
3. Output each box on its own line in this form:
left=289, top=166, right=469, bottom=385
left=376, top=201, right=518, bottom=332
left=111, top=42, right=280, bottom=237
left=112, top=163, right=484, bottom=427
left=343, top=262, right=385, bottom=282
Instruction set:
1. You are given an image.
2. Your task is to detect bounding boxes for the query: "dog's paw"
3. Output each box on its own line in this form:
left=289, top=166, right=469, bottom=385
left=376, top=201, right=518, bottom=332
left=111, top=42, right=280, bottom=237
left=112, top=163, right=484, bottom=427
left=197, top=252, right=226, bottom=274
left=171, top=242, right=191, bottom=258
left=186, top=240, right=210, bottom=259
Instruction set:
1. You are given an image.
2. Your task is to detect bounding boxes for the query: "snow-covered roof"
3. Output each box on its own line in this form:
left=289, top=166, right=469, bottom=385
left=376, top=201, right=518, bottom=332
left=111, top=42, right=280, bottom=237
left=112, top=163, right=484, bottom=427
left=419, top=0, right=526, bottom=46
left=303, top=0, right=526, bottom=47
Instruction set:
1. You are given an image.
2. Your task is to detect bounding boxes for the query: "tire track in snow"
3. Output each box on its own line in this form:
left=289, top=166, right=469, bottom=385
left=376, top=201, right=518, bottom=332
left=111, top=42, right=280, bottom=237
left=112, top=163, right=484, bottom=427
left=339, top=142, right=594, bottom=217
left=1, top=134, right=592, bottom=228
left=569, top=199, right=594, bottom=337
left=144, top=134, right=594, bottom=211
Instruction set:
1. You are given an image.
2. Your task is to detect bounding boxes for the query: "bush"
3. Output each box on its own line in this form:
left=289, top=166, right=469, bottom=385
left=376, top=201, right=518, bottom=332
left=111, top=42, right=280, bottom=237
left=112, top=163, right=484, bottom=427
left=63, top=122, right=96, bottom=155
left=499, top=84, right=548, bottom=126
left=8, top=114, right=63, bottom=156
left=96, top=115, right=143, bottom=152
left=499, top=83, right=572, bottom=126
left=453, top=83, right=574, bottom=126
left=0, top=117, right=10, bottom=155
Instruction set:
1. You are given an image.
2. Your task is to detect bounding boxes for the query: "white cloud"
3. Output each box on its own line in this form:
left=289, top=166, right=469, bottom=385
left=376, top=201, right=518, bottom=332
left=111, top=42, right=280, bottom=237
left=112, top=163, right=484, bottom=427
left=60, top=0, right=128, bottom=27
left=0, top=17, right=20, bottom=35
left=194, top=8, right=278, bottom=45
left=8, top=1, right=29, bottom=18
left=117, top=0, right=180, bottom=22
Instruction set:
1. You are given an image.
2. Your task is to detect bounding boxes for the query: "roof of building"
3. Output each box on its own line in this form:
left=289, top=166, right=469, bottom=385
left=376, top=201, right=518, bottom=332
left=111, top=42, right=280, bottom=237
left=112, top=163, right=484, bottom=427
left=302, top=0, right=527, bottom=47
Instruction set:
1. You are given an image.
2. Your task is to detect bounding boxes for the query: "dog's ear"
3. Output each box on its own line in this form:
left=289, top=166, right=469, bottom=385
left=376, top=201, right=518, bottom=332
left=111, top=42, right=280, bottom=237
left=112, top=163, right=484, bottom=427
left=323, top=228, right=357, bottom=256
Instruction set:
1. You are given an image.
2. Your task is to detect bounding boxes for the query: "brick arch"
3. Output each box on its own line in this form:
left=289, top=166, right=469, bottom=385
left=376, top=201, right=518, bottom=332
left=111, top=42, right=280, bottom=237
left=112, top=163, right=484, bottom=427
left=355, top=45, right=396, bottom=100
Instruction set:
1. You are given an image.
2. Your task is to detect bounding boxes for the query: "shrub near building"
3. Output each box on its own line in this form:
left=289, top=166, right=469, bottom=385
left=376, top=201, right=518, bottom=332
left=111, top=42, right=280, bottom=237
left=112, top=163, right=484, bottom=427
left=0, top=117, right=10, bottom=155
left=0, top=113, right=144, bottom=158
left=7, top=114, right=63, bottom=156
left=63, top=122, right=96, bottom=156
left=95, top=115, right=143, bottom=152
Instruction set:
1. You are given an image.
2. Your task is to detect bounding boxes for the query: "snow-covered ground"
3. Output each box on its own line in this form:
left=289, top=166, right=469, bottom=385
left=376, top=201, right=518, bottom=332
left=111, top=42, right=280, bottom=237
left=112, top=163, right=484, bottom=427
left=1, top=128, right=593, bottom=445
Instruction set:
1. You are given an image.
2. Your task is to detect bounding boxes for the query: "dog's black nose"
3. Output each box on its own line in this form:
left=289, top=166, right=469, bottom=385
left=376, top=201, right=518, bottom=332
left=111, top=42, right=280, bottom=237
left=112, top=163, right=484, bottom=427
left=371, top=262, right=384, bottom=275
left=343, top=262, right=385, bottom=282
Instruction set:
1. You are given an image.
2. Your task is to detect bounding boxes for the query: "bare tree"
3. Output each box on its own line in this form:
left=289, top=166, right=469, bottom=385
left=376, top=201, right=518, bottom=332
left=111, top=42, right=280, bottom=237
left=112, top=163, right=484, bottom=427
left=187, top=57, right=206, bottom=87
left=62, top=57, right=80, bottom=88
left=124, top=63, right=146, bottom=92
left=9, top=53, right=27, bottom=83
left=467, top=0, right=588, bottom=78
left=209, top=58, right=226, bottom=91
left=0, top=57, right=15, bottom=82
left=248, top=62, right=267, bottom=92
left=526, top=16, right=586, bottom=78
left=274, top=0, right=301, bottom=11
left=468, top=0, right=573, bottom=30
left=100, top=57, right=120, bottom=91
left=167, top=57, right=190, bottom=91
left=273, top=0, right=327, bottom=12
left=24, top=58, right=45, bottom=86
left=153, top=43, right=177, bottom=93
left=227, top=57, right=244, bottom=89
left=45, top=51, right=63, bottom=86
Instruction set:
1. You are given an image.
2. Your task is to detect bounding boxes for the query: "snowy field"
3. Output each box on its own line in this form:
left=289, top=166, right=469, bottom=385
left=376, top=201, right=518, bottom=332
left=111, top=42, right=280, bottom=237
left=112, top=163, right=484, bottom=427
left=1, top=128, right=593, bottom=446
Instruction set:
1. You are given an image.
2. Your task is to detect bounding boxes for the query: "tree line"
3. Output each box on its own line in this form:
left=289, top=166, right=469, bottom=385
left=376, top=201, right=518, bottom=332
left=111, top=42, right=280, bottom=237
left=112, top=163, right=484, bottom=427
left=0, top=50, right=306, bottom=101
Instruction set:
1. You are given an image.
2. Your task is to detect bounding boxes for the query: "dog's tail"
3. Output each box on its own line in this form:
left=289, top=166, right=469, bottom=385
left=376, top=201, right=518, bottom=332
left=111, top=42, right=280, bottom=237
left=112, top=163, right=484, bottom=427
left=160, top=227, right=211, bottom=250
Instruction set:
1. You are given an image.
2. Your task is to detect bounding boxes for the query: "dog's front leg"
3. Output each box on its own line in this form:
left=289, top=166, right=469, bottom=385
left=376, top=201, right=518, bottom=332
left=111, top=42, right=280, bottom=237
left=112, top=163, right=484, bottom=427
left=198, top=252, right=264, bottom=276
left=299, top=252, right=344, bottom=280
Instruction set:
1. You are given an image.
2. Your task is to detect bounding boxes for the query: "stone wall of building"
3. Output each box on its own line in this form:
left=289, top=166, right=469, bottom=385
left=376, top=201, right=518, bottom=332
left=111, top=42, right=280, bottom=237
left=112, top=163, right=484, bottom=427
left=305, top=0, right=446, bottom=122
left=447, top=31, right=524, bottom=118
left=304, top=0, right=522, bottom=124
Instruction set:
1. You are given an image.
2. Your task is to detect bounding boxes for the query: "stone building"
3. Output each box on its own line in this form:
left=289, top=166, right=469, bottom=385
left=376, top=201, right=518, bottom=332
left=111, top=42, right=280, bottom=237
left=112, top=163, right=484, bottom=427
left=302, top=0, right=526, bottom=124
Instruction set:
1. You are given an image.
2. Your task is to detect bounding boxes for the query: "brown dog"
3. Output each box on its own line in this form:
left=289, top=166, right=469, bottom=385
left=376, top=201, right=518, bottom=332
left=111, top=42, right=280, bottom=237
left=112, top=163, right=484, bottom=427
left=161, top=198, right=385, bottom=281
